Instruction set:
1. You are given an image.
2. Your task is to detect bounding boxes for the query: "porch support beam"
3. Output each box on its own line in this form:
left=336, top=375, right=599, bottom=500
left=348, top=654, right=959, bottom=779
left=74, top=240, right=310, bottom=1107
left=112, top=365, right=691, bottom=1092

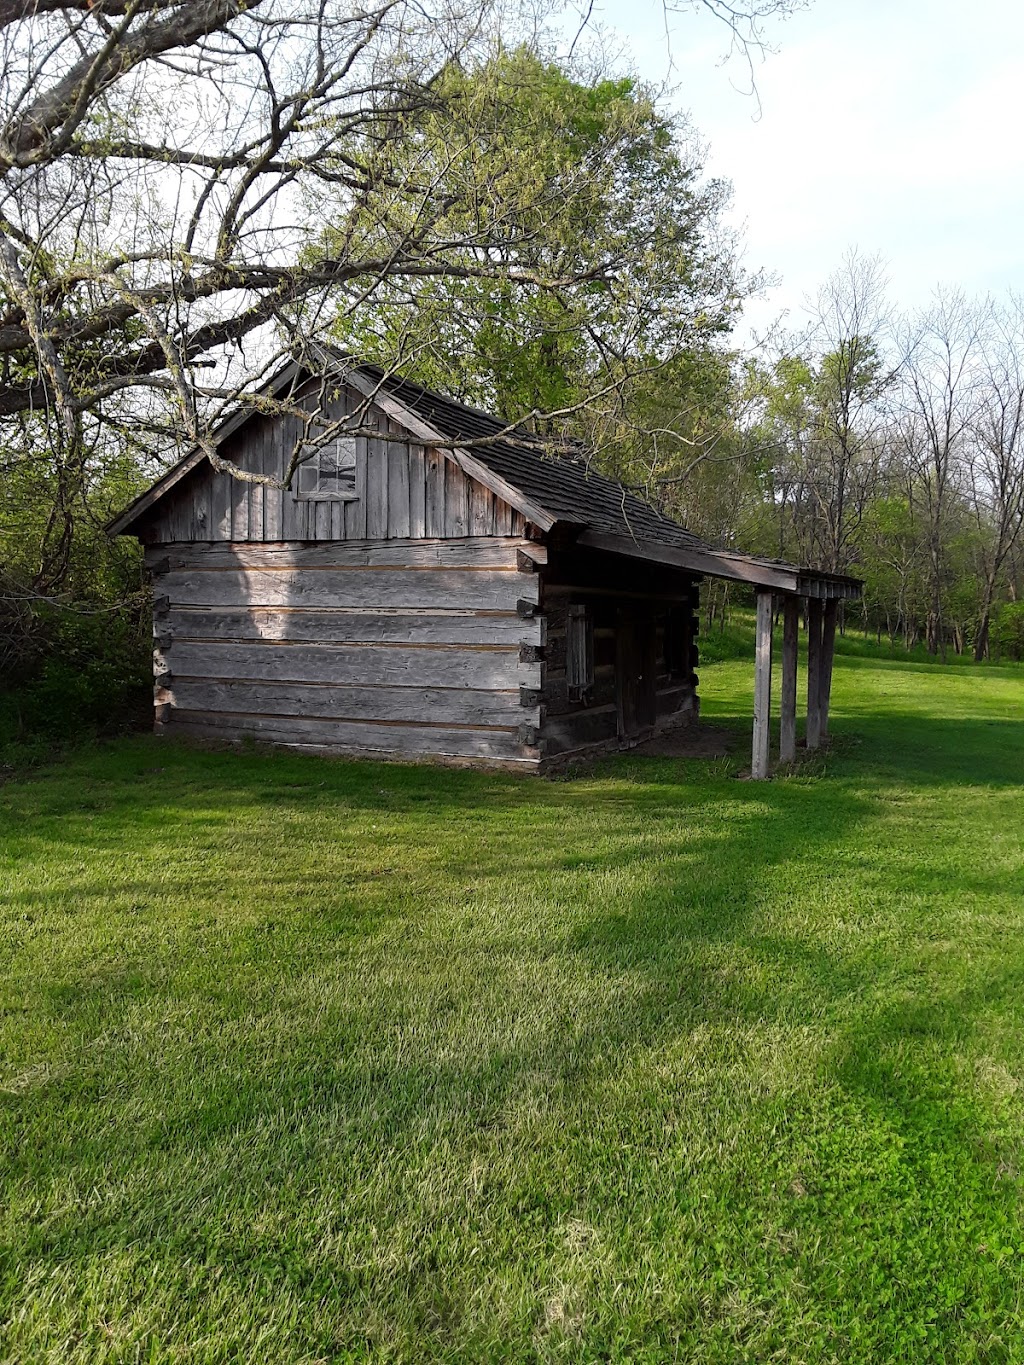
left=752, top=589, right=774, bottom=779
left=806, top=597, right=823, bottom=750
left=780, top=595, right=799, bottom=765
left=820, top=599, right=838, bottom=739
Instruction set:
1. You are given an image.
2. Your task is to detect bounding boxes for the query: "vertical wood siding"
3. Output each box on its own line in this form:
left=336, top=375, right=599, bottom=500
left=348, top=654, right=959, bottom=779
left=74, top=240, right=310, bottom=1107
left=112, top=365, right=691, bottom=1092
left=138, top=385, right=526, bottom=545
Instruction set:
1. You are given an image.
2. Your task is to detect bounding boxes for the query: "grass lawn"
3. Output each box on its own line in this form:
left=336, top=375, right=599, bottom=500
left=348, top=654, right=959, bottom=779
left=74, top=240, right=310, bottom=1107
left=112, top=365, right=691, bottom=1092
left=2, top=642, right=1024, bottom=1362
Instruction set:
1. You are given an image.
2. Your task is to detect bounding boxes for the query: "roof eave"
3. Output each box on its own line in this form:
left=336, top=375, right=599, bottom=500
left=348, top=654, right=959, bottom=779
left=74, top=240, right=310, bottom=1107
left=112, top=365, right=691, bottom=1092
left=576, top=530, right=863, bottom=599
left=106, top=356, right=307, bottom=538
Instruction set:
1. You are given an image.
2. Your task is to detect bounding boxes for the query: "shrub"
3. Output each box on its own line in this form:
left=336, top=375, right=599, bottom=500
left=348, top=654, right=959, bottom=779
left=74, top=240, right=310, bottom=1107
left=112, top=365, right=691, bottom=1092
left=990, top=601, right=1024, bottom=661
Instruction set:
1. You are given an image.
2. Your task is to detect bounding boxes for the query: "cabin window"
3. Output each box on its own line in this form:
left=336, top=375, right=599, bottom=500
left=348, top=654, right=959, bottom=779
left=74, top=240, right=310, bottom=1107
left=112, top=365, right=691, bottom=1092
left=296, top=436, right=358, bottom=500
left=567, top=603, right=595, bottom=700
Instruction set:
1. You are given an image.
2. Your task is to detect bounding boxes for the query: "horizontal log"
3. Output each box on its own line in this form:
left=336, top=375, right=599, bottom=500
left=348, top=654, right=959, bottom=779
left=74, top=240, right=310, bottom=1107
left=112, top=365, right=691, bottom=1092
left=168, top=679, right=540, bottom=727
left=543, top=674, right=616, bottom=715
left=542, top=582, right=693, bottom=605
left=164, top=606, right=543, bottom=648
left=169, top=709, right=539, bottom=762
left=656, top=685, right=696, bottom=719
left=145, top=537, right=547, bottom=571
left=163, top=640, right=540, bottom=691
left=542, top=705, right=618, bottom=756
left=161, top=567, right=539, bottom=612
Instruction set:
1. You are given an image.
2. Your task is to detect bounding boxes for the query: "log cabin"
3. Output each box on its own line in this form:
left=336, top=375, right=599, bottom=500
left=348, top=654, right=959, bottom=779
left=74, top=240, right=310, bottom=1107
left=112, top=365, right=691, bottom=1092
left=109, top=355, right=862, bottom=776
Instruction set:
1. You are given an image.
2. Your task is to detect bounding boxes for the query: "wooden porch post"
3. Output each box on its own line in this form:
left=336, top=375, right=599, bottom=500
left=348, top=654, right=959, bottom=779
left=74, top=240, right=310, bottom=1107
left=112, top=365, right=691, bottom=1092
left=780, top=596, right=799, bottom=764
left=819, top=599, right=838, bottom=739
left=806, top=597, right=823, bottom=750
left=752, top=589, right=774, bottom=779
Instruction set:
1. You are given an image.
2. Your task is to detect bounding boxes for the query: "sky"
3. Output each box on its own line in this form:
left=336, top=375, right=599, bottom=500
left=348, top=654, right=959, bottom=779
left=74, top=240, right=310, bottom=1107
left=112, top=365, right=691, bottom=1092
left=582, top=0, right=1024, bottom=340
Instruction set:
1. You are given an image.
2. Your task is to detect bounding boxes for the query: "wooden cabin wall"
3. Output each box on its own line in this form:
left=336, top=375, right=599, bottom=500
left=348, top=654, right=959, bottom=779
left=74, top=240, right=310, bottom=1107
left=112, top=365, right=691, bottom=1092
left=539, top=545, right=699, bottom=761
left=148, top=538, right=544, bottom=767
left=136, top=384, right=526, bottom=545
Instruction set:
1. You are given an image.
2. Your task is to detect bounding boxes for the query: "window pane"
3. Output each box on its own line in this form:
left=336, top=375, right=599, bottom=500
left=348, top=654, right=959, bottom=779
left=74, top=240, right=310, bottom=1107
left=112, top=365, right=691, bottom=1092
left=295, top=437, right=358, bottom=497
left=334, top=438, right=357, bottom=490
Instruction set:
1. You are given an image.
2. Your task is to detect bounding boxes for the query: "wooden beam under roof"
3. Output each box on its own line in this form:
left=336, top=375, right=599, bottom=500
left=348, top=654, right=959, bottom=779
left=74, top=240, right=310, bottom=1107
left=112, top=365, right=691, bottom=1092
left=576, top=530, right=862, bottom=599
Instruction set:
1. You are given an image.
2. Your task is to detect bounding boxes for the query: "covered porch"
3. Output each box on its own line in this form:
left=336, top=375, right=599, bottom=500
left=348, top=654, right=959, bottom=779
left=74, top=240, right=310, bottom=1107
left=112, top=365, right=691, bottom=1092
left=577, top=531, right=863, bottom=778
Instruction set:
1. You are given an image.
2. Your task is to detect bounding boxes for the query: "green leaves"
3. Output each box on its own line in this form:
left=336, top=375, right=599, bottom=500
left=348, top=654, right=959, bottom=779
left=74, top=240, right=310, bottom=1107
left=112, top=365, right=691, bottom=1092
left=326, top=46, right=742, bottom=437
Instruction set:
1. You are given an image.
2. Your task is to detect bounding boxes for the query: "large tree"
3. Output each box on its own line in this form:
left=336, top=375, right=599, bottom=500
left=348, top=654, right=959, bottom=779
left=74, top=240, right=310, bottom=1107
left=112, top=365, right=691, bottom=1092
left=0, top=0, right=802, bottom=591
left=327, top=47, right=747, bottom=485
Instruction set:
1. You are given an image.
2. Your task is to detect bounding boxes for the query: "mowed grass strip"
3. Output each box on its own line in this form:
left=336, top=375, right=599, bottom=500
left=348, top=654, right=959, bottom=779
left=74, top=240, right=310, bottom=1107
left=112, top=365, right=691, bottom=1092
left=2, top=650, right=1024, bottom=1363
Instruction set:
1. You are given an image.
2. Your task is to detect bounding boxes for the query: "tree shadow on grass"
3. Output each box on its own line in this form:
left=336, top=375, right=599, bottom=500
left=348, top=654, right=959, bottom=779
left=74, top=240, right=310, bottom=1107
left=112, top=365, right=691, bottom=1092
left=4, top=713, right=1024, bottom=1358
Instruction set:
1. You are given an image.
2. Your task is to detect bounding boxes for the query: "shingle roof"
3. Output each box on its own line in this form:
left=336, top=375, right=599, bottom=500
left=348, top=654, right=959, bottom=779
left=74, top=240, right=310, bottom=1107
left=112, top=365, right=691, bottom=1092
left=109, top=352, right=861, bottom=598
left=358, top=363, right=710, bottom=552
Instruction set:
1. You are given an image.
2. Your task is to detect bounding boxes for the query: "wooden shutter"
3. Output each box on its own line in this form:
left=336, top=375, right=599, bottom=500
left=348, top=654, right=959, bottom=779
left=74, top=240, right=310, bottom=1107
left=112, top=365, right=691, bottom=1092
left=567, top=603, right=594, bottom=700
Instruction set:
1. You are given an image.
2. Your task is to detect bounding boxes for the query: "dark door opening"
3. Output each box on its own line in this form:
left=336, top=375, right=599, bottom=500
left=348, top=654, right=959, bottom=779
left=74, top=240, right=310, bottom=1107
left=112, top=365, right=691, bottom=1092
left=616, top=608, right=657, bottom=741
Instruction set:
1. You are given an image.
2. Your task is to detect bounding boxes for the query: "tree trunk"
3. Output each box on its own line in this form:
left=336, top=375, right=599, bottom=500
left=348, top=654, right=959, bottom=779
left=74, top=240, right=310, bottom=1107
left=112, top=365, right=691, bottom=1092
left=974, top=572, right=998, bottom=661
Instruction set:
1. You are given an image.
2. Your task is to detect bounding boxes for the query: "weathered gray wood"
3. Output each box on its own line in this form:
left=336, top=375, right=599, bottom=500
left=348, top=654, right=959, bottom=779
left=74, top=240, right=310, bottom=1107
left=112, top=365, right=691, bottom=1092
left=425, top=449, right=445, bottom=537
left=166, top=639, right=540, bottom=690
left=366, top=434, right=388, bottom=538
left=165, top=606, right=543, bottom=647
left=263, top=427, right=283, bottom=541
left=780, top=595, right=799, bottom=764
left=445, top=458, right=469, bottom=536
left=655, top=683, right=695, bottom=720
left=752, top=590, right=774, bottom=779
left=566, top=602, right=593, bottom=697
left=819, top=598, right=838, bottom=738
left=796, top=574, right=861, bottom=601
left=544, top=581, right=691, bottom=605
left=408, top=446, right=426, bottom=539
left=146, top=537, right=544, bottom=570
left=171, top=710, right=538, bottom=763
left=388, top=442, right=411, bottom=538
left=128, top=370, right=570, bottom=548
left=169, top=678, right=539, bottom=726
left=343, top=430, right=367, bottom=540
left=247, top=424, right=265, bottom=541
left=161, top=566, right=539, bottom=612
left=542, top=705, right=618, bottom=756
left=343, top=370, right=556, bottom=532
left=230, top=456, right=250, bottom=543
left=579, top=530, right=801, bottom=594
left=470, top=482, right=493, bottom=536
left=806, top=596, right=823, bottom=750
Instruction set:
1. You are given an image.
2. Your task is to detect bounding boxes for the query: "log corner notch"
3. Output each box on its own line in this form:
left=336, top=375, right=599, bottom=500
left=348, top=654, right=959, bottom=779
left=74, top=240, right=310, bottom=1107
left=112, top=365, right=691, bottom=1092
left=749, top=589, right=843, bottom=779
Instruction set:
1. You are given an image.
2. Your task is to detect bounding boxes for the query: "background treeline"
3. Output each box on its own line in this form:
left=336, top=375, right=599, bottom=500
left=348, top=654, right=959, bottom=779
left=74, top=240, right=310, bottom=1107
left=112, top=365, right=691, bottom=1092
left=663, top=262, right=1024, bottom=663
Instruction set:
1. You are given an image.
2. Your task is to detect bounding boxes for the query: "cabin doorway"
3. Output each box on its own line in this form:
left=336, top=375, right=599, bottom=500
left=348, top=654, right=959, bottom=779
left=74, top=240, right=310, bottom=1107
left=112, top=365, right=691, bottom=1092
left=616, top=609, right=657, bottom=741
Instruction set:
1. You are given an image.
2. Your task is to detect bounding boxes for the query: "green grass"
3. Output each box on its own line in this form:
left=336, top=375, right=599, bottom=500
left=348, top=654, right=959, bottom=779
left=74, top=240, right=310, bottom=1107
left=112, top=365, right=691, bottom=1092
left=2, top=648, right=1024, bottom=1362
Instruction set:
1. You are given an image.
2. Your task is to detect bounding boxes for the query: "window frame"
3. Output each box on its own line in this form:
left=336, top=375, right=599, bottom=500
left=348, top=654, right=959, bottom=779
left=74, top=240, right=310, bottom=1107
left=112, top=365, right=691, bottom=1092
left=294, top=435, right=360, bottom=502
